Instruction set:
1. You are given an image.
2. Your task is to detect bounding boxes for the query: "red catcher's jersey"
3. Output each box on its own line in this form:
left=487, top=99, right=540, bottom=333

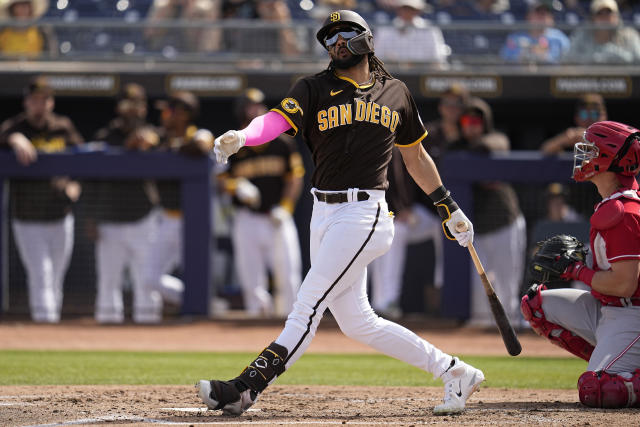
left=270, top=71, right=427, bottom=191
left=589, top=189, right=640, bottom=306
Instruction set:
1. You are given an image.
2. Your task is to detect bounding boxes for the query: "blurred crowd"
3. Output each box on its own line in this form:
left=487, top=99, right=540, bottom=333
left=1, top=0, right=640, bottom=63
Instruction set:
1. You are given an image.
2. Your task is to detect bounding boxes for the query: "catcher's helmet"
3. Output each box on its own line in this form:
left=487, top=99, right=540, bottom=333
left=316, top=10, right=374, bottom=55
left=573, top=120, right=640, bottom=181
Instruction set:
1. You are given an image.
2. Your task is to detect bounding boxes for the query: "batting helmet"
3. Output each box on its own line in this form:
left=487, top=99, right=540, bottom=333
left=573, top=120, right=640, bottom=182
left=316, top=10, right=374, bottom=55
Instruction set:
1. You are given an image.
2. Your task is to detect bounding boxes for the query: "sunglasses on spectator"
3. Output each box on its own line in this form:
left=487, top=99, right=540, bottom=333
left=577, top=109, right=601, bottom=120
left=324, top=29, right=359, bottom=47
left=460, top=115, right=483, bottom=127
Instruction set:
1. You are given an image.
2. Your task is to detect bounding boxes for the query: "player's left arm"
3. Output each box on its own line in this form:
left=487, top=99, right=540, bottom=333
left=563, top=214, right=640, bottom=297
left=590, top=259, right=640, bottom=298
left=396, top=84, right=473, bottom=247
left=397, top=142, right=441, bottom=195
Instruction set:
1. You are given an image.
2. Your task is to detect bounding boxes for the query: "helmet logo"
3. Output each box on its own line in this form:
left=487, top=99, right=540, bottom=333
left=330, top=12, right=340, bottom=22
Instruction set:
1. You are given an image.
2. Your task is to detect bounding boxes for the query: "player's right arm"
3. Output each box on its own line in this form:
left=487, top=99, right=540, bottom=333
left=215, top=79, right=310, bottom=164
left=5, top=132, right=37, bottom=165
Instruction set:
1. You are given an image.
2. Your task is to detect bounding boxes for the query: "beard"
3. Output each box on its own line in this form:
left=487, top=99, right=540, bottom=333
left=331, top=51, right=365, bottom=69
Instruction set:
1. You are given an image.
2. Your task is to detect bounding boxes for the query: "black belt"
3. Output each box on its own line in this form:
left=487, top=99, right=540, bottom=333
left=314, top=190, right=370, bottom=204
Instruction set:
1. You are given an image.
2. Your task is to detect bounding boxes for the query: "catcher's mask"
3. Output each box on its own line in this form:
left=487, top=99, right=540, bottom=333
left=573, top=120, right=640, bottom=182
left=316, top=10, right=374, bottom=56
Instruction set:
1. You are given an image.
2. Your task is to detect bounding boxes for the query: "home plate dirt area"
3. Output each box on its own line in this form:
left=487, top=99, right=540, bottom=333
left=1, top=318, right=639, bottom=426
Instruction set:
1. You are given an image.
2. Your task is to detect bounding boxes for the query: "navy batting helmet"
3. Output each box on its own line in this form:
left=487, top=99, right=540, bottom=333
left=316, top=10, right=374, bottom=55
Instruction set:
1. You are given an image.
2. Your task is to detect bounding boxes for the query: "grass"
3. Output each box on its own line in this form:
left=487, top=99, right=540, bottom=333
left=0, top=350, right=585, bottom=389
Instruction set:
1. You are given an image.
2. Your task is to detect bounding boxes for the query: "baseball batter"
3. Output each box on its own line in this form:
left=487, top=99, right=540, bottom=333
left=197, top=10, right=484, bottom=416
left=522, top=121, right=640, bottom=408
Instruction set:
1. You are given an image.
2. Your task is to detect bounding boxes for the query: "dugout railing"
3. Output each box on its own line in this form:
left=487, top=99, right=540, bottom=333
left=0, top=149, right=213, bottom=317
left=0, top=149, right=580, bottom=320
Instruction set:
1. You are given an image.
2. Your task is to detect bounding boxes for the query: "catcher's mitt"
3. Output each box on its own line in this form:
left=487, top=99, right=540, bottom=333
left=529, top=234, right=587, bottom=284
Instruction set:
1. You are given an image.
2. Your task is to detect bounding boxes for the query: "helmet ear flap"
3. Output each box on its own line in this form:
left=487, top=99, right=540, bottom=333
left=346, top=31, right=374, bottom=55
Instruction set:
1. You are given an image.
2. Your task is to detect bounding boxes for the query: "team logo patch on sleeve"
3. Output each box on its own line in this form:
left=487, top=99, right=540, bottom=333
left=281, top=98, right=303, bottom=116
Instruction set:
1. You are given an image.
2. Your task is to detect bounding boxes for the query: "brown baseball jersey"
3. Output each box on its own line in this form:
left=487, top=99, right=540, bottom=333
left=0, top=112, right=84, bottom=221
left=227, top=136, right=305, bottom=213
left=270, top=71, right=427, bottom=191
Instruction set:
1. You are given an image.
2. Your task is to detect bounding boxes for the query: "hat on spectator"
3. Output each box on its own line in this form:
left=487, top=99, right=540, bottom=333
left=395, top=0, right=428, bottom=11
left=590, top=0, right=619, bottom=14
left=0, top=0, right=49, bottom=19
left=119, top=83, right=147, bottom=103
left=157, top=91, right=200, bottom=118
left=24, top=75, right=53, bottom=97
left=529, top=0, right=563, bottom=13
left=545, top=182, right=569, bottom=198
left=233, top=87, right=266, bottom=123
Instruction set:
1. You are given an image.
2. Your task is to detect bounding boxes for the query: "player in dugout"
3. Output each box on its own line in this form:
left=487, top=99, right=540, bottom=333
left=196, top=9, right=484, bottom=416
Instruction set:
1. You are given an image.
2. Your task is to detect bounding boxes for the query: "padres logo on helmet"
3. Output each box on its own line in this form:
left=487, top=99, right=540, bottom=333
left=330, top=11, right=340, bottom=22
left=281, top=98, right=303, bottom=115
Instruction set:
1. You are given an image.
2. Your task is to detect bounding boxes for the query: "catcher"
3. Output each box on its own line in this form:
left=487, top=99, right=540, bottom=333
left=522, top=121, right=640, bottom=408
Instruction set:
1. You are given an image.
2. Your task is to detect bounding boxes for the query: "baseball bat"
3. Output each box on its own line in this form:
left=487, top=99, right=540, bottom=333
left=455, top=221, right=522, bottom=356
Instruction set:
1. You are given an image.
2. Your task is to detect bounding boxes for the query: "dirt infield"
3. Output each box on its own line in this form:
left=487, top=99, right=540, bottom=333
left=1, top=318, right=638, bottom=426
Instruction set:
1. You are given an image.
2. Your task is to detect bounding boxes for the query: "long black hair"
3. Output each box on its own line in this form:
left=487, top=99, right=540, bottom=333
left=318, top=52, right=394, bottom=81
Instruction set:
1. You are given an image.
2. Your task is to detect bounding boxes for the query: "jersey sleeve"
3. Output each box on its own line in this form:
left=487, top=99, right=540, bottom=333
left=285, top=139, right=305, bottom=179
left=394, top=83, right=428, bottom=147
left=601, top=213, right=640, bottom=263
left=270, top=78, right=310, bottom=137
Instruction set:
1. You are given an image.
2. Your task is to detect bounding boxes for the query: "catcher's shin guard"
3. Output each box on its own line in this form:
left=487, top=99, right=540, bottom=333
left=520, top=284, right=594, bottom=361
left=578, top=370, right=640, bottom=408
left=238, top=342, right=288, bottom=393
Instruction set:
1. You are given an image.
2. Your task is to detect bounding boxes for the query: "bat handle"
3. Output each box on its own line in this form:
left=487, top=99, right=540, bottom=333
left=455, top=221, right=469, bottom=233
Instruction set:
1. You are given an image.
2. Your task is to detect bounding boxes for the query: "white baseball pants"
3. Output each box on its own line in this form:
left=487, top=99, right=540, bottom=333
left=12, top=214, right=74, bottom=323
left=143, top=210, right=185, bottom=309
left=231, top=208, right=301, bottom=317
left=275, top=189, right=454, bottom=378
left=541, top=288, right=640, bottom=374
left=94, top=211, right=161, bottom=323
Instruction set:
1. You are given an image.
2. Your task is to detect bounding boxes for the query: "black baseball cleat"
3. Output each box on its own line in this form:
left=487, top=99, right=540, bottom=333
left=196, top=379, right=258, bottom=415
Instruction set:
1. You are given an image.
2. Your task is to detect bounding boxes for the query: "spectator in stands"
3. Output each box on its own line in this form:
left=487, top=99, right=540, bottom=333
left=448, top=97, right=526, bottom=328
left=563, top=0, right=640, bottom=63
left=374, top=0, right=449, bottom=64
left=218, top=88, right=304, bottom=317
left=144, top=0, right=222, bottom=54
left=500, top=0, right=570, bottom=64
left=223, top=0, right=300, bottom=56
left=143, top=91, right=214, bottom=316
left=0, top=0, right=57, bottom=58
left=472, top=0, right=510, bottom=18
left=0, top=76, right=83, bottom=323
left=86, top=83, right=168, bottom=324
left=540, top=93, right=607, bottom=154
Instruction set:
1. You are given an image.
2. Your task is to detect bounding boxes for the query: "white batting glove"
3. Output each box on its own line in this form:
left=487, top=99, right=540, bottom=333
left=270, top=205, right=291, bottom=227
left=446, top=208, right=474, bottom=247
left=214, top=130, right=246, bottom=164
left=235, top=177, right=261, bottom=209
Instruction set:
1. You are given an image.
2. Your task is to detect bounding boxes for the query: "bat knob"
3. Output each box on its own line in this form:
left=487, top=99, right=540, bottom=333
left=455, top=221, right=468, bottom=233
